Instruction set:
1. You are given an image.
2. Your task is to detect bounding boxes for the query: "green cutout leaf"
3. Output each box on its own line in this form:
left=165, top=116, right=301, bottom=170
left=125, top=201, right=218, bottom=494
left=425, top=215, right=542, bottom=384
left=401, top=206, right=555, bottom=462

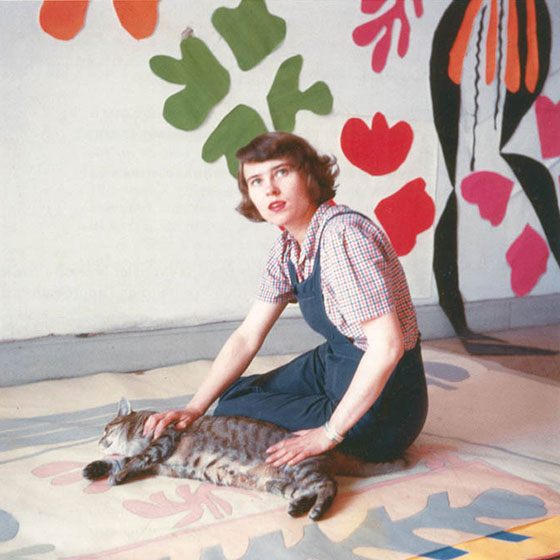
left=149, top=37, right=230, bottom=131
left=202, top=105, right=268, bottom=177
left=267, top=55, right=333, bottom=132
left=212, top=0, right=286, bottom=71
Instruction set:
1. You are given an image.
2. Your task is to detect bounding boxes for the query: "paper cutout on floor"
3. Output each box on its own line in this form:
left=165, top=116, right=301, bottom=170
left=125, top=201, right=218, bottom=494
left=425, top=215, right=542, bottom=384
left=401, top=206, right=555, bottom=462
left=0, top=509, right=19, bottom=542
left=352, top=0, right=424, bottom=73
left=198, top=489, right=547, bottom=560
left=341, top=113, right=413, bottom=176
left=202, top=105, right=268, bottom=177
left=123, top=485, right=236, bottom=528
left=506, top=224, right=549, bottom=296
left=212, top=0, right=286, bottom=71
left=374, top=177, right=434, bottom=256
left=39, top=0, right=89, bottom=41
left=267, top=55, right=333, bottom=132
left=113, top=0, right=159, bottom=40
left=535, top=95, right=560, bottom=158
left=149, top=37, right=230, bottom=131
left=461, top=171, right=514, bottom=226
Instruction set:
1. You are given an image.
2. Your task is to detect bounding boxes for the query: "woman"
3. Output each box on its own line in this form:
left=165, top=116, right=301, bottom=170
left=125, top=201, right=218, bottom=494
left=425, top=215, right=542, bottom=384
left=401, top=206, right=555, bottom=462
left=144, top=132, right=427, bottom=467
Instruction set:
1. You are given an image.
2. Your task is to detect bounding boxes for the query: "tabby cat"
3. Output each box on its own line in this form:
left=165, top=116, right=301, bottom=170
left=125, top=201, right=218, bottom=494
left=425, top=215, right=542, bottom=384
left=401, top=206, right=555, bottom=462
left=83, top=397, right=406, bottom=520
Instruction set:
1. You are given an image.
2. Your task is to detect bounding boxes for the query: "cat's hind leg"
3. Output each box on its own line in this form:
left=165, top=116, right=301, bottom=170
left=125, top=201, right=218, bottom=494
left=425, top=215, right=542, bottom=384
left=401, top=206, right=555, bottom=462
left=287, top=477, right=337, bottom=521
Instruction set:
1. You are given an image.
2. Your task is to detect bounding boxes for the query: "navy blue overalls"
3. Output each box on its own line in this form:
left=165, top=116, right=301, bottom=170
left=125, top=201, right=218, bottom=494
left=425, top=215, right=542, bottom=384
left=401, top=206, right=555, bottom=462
left=214, top=211, right=428, bottom=461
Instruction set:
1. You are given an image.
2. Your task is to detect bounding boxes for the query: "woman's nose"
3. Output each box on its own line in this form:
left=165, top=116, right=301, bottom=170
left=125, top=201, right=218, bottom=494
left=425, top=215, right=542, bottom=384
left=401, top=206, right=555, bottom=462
left=266, top=178, right=280, bottom=195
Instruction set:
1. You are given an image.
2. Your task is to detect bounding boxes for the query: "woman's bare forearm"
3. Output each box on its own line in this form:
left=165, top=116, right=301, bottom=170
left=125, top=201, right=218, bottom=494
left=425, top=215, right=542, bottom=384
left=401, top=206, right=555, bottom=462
left=186, top=328, right=260, bottom=415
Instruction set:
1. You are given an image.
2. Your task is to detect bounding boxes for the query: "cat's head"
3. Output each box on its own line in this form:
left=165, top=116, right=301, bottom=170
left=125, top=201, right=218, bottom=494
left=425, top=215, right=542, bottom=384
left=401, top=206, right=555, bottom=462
left=98, top=397, right=152, bottom=456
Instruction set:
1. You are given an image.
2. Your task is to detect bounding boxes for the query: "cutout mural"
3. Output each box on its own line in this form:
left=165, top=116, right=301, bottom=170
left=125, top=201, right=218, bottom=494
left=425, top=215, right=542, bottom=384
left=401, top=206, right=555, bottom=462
left=150, top=1, right=333, bottom=177
left=429, top=0, right=559, bottom=354
left=29, top=0, right=559, bottom=353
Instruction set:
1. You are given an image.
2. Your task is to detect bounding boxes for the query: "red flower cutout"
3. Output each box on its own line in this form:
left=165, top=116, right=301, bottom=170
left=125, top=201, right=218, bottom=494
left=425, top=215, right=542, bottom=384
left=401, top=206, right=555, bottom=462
left=461, top=171, right=514, bottom=226
left=535, top=96, right=560, bottom=159
left=39, top=0, right=159, bottom=41
left=374, top=177, right=434, bottom=256
left=506, top=224, right=549, bottom=296
left=341, top=112, right=413, bottom=176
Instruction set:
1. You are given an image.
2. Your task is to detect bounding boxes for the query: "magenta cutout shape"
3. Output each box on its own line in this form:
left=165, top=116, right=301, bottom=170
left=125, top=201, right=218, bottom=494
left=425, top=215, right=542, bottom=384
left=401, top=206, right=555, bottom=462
left=506, top=224, right=549, bottom=296
left=461, top=171, right=514, bottom=226
left=535, top=96, right=560, bottom=159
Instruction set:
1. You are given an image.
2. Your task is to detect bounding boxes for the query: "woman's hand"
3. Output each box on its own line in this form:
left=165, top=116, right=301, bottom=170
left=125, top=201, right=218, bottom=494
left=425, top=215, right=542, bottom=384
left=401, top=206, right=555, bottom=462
left=265, top=427, right=337, bottom=467
left=143, top=408, right=201, bottom=439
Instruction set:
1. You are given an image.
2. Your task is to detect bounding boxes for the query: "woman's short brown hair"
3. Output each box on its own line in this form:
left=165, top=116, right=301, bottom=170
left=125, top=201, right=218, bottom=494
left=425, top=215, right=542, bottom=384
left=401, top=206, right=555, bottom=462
left=235, top=132, right=339, bottom=222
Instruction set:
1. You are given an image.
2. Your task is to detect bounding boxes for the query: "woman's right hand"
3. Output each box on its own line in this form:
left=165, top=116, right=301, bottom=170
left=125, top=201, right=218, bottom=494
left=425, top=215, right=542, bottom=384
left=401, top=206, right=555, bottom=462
left=143, top=407, right=201, bottom=439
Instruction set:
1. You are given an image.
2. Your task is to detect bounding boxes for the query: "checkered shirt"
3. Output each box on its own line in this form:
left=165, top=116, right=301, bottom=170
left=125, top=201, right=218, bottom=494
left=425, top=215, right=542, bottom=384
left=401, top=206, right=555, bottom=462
left=256, top=203, right=419, bottom=351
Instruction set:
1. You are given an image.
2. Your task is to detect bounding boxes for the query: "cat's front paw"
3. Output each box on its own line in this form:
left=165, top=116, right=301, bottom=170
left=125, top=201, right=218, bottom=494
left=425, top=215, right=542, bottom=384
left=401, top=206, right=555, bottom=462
left=83, top=460, right=111, bottom=480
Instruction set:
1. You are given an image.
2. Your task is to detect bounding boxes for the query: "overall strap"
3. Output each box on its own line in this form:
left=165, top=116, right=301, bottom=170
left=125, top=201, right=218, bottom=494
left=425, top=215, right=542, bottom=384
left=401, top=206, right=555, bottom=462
left=311, top=209, right=367, bottom=275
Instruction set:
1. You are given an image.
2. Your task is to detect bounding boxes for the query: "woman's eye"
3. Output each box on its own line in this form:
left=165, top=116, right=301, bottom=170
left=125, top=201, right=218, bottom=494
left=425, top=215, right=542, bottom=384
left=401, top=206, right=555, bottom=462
left=276, top=168, right=288, bottom=177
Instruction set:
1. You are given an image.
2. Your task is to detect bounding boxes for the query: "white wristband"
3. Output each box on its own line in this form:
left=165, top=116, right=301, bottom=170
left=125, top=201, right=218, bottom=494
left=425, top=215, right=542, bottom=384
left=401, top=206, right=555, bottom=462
left=323, top=420, right=344, bottom=444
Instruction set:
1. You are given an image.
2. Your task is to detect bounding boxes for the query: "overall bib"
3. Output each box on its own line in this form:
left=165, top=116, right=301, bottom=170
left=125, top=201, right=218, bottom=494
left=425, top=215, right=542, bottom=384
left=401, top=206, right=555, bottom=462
left=214, top=211, right=428, bottom=461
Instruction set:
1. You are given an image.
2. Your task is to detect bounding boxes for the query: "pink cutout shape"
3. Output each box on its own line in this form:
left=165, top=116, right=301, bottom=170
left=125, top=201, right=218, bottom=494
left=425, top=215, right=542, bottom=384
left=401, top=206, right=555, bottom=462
left=353, top=0, right=423, bottom=73
left=535, top=96, right=560, bottom=158
left=341, top=112, right=413, bottom=176
left=123, top=484, right=244, bottom=528
left=374, top=177, right=435, bottom=256
left=32, top=460, right=111, bottom=493
left=506, top=224, right=549, bottom=296
left=461, top=171, right=514, bottom=226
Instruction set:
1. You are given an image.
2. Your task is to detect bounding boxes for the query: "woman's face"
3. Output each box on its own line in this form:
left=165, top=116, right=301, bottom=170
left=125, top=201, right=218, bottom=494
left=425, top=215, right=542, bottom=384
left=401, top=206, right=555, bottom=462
left=244, top=158, right=318, bottom=242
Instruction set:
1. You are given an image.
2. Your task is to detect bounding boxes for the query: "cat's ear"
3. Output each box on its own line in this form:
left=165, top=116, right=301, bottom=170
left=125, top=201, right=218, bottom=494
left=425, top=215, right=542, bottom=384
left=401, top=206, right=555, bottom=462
left=117, top=397, right=132, bottom=416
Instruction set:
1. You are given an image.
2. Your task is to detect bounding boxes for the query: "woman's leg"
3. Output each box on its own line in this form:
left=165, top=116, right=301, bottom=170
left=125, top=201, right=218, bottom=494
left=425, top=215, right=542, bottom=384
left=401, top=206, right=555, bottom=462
left=213, top=343, right=336, bottom=431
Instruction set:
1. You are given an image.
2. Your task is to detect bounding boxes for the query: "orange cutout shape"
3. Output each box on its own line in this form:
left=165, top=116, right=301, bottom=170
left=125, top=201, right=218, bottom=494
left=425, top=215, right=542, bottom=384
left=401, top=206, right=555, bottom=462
left=505, top=0, right=520, bottom=92
left=525, top=0, right=539, bottom=93
left=448, top=0, right=483, bottom=84
left=39, top=0, right=89, bottom=41
left=113, top=0, right=159, bottom=40
left=485, top=0, right=498, bottom=84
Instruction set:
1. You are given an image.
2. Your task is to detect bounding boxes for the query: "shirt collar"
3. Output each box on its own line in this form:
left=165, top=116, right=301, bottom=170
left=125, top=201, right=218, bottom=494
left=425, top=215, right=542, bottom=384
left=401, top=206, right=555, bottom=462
left=286, top=202, right=338, bottom=264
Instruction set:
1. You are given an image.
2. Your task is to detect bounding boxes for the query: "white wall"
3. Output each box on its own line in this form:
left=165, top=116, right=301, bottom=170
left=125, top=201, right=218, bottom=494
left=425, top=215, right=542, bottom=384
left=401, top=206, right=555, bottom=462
left=1, top=0, right=559, bottom=342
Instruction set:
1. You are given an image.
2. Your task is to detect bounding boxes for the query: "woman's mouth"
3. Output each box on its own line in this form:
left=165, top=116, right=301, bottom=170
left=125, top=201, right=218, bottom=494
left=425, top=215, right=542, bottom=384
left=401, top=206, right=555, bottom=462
left=268, top=201, right=286, bottom=212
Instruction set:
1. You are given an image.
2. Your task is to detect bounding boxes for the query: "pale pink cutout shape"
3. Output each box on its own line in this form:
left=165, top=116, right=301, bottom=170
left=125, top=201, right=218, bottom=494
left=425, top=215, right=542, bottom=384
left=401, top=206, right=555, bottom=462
left=535, top=95, right=560, bottom=159
left=461, top=171, right=514, bottom=226
left=506, top=224, right=549, bottom=296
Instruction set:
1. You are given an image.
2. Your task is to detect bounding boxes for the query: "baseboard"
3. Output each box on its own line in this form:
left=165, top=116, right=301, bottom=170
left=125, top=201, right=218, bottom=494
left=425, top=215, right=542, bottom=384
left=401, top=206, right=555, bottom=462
left=1, top=294, right=559, bottom=386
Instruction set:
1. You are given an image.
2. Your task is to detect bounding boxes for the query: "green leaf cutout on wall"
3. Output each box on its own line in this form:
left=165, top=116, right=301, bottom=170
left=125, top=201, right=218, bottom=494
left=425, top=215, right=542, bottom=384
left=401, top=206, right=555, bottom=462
left=212, top=0, right=286, bottom=71
left=202, top=105, right=268, bottom=177
left=267, top=55, right=334, bottom=132
left=150, top=37, right=230, bottom=131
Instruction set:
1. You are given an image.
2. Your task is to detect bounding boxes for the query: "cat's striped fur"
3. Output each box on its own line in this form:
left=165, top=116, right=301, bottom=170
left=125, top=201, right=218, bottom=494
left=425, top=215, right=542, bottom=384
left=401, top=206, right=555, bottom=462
left=83, top=398, right=406, bottom=520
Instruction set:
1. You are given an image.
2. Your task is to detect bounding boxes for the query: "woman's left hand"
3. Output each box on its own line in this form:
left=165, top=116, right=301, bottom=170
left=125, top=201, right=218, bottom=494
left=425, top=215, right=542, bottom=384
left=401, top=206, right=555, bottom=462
left=266, top=427, right=337, bottom=467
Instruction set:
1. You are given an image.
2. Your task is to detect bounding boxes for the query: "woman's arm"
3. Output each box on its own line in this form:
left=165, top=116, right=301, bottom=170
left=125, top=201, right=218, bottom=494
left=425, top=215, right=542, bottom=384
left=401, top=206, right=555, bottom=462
left=144, top=299, right=287, bottom=438
left=266, top=309, right=404, bottom=466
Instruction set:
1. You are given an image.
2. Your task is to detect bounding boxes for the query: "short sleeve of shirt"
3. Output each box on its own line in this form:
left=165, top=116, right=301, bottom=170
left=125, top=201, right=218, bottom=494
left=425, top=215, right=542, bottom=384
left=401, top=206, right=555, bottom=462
left=256, top=234, right=295, bottom=304
left=320, top=216, right=394, bottom=325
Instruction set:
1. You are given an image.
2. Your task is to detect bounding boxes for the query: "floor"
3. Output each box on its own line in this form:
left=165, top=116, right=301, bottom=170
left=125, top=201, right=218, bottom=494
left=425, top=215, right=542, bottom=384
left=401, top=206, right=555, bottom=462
left=1, top=324, right=559, bottom=559
left=424, top=323, right=560, bottom=381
